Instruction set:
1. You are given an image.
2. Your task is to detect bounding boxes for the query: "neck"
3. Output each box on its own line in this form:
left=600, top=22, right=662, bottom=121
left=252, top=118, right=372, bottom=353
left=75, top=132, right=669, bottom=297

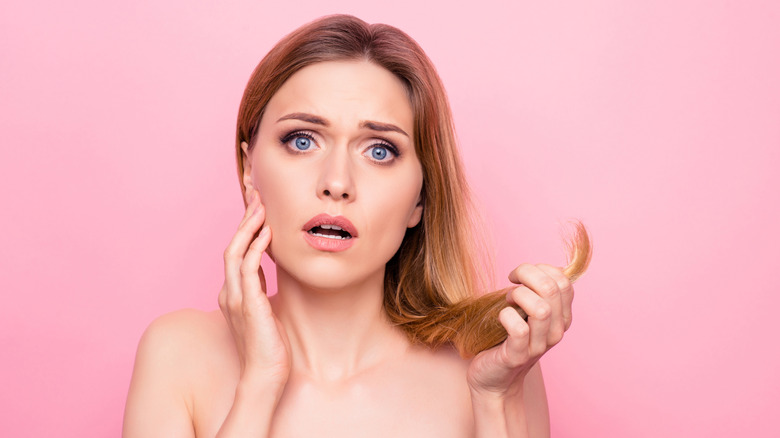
left=270, top=265, right=409, bottom=382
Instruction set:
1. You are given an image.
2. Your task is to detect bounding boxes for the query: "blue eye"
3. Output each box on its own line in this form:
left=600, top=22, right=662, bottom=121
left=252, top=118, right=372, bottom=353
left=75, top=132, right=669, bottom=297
left=371, top=146, right=388, bottom=160
left=280, top=130, right=318, bottom=154
left=294, top=136, right=311, bottom=151
left=364, top=143, right=399, bottom=164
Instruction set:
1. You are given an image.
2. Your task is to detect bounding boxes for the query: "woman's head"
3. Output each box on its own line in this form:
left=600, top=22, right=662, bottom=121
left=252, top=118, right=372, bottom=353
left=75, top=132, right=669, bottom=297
left=236, top=14, right=483, bottom=311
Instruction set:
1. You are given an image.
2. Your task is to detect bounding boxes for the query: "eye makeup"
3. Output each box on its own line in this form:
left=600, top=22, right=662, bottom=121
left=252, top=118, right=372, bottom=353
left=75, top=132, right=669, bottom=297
left=279, top=128, right=403, bottom=164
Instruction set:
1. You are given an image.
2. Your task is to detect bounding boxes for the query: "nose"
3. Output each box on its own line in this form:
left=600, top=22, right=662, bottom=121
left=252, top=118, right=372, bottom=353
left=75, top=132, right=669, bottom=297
left=316, top=146, right=355, bottom=201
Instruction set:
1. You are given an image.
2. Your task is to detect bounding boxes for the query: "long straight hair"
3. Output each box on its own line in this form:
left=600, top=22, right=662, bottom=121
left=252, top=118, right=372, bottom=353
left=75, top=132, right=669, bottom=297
left=235, top=14, right=591, bottom=358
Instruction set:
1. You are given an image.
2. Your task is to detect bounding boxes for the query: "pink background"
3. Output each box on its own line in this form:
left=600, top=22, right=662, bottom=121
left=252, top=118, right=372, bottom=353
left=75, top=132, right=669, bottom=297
left=1, top=1, right=778, bottom=436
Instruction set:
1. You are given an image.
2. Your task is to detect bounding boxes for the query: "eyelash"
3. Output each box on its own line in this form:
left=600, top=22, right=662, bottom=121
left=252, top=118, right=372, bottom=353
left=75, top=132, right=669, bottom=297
left=279, top=130, right=401, bottom=163
left=367, top=141, right=400, bottom=164
left=280, top=130, right=317, bottom=154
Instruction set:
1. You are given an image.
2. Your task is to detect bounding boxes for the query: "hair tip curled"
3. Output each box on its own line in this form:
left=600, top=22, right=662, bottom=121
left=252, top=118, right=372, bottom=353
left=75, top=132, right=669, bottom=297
left=561, top=219, right=592, bottom=283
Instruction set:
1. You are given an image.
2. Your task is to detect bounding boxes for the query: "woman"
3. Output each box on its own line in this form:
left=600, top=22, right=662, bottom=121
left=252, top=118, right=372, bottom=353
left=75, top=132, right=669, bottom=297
left=123, top=14, right=590, bottom=437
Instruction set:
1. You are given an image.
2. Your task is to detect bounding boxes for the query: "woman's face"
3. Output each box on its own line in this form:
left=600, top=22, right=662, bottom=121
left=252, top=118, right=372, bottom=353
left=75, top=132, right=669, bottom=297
left=243, top=60, right=423, bottom=290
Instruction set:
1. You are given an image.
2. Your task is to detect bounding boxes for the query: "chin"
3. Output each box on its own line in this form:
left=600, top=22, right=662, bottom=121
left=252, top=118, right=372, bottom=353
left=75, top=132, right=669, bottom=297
left=283, top=260, right=384, bottom=292
left=271, top=244, right=385, bottom=292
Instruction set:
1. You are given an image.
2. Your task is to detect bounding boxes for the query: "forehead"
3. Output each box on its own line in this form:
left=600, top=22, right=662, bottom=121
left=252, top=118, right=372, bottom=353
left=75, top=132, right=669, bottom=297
left=262, top=60, right=413, bottom=131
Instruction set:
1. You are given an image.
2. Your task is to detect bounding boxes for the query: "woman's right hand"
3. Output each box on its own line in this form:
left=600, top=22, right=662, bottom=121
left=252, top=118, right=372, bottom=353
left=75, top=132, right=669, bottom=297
left=218, top=190, right=291, bottom=388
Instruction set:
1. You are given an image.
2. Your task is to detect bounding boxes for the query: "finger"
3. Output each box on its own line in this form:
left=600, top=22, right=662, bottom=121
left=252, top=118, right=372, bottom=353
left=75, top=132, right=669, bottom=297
left=508, top=285, right=551, bottom=357
left=508, top=263, right=535, bottom=285
left=498, top=306, right=530, bottom=368
left=218, top=282, right=228, bottom=314
left=528, top=264, right=564, bottom=346
left=537, top=263, right=574, bottom=331
left=509, top=264, right=563, bottom=347
left=223, top=201, right=266, bottom=310
left=237, top=190, right=262, bottom=230
left=240, top=226, right=273, bottom=312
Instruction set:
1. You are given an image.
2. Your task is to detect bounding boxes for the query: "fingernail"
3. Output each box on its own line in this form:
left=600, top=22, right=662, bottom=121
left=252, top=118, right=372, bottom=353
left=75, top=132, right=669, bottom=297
left=259, top=226, right=270, bottom=236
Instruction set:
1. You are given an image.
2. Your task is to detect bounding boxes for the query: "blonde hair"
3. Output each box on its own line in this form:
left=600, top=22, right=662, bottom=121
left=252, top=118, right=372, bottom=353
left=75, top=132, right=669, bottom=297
left=235, top=14, right=591, bottom=358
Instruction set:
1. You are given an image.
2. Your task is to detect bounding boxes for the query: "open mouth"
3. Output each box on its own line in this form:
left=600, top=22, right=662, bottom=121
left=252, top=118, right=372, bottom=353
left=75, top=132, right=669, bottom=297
left=302, top=214, right=357, bottom=252
left=302, top=213, right=358, bottom=240
left=308, top=224, right=352, bottom=240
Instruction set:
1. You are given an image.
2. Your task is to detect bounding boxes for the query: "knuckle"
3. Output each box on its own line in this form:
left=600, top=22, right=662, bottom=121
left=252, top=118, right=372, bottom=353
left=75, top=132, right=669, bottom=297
left=509, top=263, right=532, bottom=280
left=514, top=323, right=530, bottom=338
left=560, top=278, right=573, bottom=294
left=535, top=302, right=552, bottom=320
left=549, top=326, right=565, bottom=345
left=223, top=246, right=239, bottom=262
left=537, top=279, right=559, bottom=298
left=227, top=298, right=242, bottom=314
left=239, top=261, right=257, bottom=276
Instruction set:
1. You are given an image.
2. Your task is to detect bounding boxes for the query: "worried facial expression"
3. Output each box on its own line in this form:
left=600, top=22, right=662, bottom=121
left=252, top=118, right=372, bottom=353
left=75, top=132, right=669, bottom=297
left=242, top=60, right=424, bottom=290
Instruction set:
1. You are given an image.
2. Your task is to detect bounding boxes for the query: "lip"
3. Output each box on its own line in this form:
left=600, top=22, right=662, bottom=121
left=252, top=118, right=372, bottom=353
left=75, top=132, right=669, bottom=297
left=302, top=213, right=358, bottom=252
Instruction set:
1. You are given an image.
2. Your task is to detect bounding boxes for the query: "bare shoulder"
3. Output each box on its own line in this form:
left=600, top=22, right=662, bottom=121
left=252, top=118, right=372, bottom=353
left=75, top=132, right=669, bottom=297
left=136, top=309, right=232, bottom=374
left=145, top=307, right=227, bottom=337
left=123, top=309, right=234, bottom=438
left=144, top=308, right=230, bottom=349
left=411, top=343, right=472, bottom=378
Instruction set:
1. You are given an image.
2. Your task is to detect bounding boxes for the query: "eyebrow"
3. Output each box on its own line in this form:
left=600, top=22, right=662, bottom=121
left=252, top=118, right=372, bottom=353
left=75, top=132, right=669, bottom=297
left=277, top=112, right=329, bottom=126
left=276, top=112, right=409, bottom=137
left=360, top=120, right=409, bottom=137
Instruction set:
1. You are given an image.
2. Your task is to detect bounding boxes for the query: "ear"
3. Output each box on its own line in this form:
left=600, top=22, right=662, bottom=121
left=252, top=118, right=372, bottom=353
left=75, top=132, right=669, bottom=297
left=240, top=141, right=255, bottom=204
left=407, top=193, right=424, bottom=228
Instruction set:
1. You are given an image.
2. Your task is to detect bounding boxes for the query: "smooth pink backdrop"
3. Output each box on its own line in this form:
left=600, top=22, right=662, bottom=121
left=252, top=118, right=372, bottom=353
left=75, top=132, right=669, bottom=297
left=2, top=1, right=778, bottom=436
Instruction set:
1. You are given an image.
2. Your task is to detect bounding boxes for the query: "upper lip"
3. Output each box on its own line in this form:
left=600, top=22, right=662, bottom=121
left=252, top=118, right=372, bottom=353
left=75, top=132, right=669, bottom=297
left=302, top=214, right=358, bottom=238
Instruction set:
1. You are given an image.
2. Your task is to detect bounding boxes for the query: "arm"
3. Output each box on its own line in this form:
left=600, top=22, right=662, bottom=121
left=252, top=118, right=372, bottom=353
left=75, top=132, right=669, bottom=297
left=214, top=375, right=285, bottom=437
left=122, top=313, right=197, bottom=438
left=470, top=363, right=549, bottom=438
left=468, top=263, right=574, bottom=438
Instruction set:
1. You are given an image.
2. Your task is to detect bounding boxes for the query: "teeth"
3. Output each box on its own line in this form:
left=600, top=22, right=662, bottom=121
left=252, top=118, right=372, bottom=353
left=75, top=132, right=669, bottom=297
left=309, top=231, right=350, bottom=240
left=319, top=224, right=343, bottom=231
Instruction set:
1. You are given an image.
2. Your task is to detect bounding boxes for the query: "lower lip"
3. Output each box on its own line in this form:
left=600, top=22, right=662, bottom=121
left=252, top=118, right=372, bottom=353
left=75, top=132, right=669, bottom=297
left=302, top=231, right=355, bottom=252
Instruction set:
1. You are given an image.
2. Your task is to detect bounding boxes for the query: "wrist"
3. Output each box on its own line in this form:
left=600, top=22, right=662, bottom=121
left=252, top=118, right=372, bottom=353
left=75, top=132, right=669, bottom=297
left=468, top=374, right=526, bottom=401
left=470, top=387, right=527, bottom=438
left=240, top=363, right=289, bottom=387
left=216, top=374, right=287, bottom=438
left=236, top=372, right=287, bottom=403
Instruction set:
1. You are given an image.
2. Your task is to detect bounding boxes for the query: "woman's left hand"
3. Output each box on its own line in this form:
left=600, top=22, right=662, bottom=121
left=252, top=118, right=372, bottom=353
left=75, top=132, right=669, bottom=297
left=466, top=263, right=574, bottom=398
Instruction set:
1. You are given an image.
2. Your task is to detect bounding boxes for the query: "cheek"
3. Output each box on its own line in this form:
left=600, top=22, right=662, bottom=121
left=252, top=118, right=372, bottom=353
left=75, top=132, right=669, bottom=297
left=365, top=175, right=422, bottom=255
left=253, top=160, right=299, bottom=233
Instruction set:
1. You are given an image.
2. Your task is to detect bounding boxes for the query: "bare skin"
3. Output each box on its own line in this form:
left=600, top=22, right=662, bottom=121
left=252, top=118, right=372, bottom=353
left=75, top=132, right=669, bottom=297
left=124, top=309, right=549, bottom=437
left=123, top=61, right=570, bottom=437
